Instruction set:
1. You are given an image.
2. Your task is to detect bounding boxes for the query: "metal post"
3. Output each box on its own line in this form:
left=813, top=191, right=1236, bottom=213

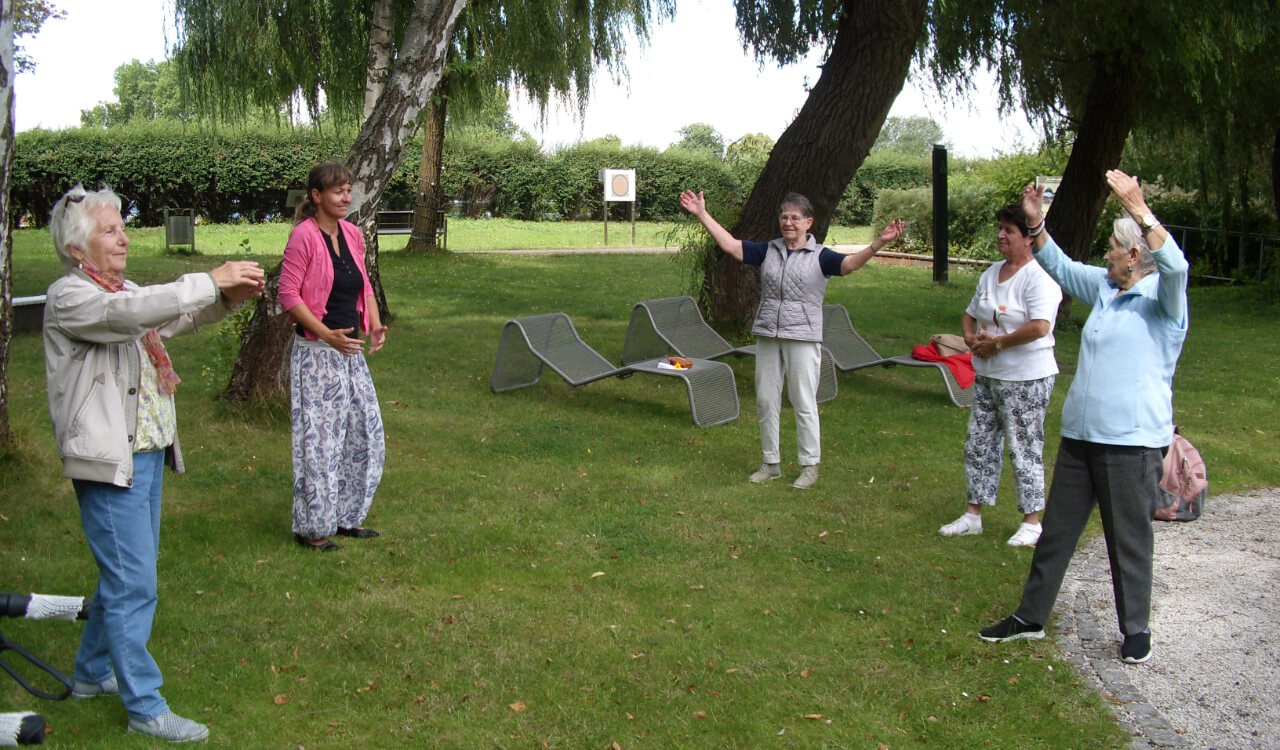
left=631, top=202, right=636, bottom=245
left=931, top=145, right=949, bottom=284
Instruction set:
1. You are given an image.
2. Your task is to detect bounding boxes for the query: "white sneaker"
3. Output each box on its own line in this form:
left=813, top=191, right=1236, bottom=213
left=939, top=514, right=982, bottom=537
left=127, top=711, right=209, bottom=743
left=748, top=463, right=781, bottom=483
left=1007, top=522, right=1043, bottom=547
left=792, top=466, right=820, bottom=490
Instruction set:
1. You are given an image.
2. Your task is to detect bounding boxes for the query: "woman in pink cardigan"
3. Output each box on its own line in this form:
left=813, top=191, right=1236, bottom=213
left=279, top=162, right=388, bottom=551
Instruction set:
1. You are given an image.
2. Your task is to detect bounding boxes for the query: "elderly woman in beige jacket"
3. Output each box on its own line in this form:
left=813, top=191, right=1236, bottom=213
left=43, top=185, right=263, bottom=743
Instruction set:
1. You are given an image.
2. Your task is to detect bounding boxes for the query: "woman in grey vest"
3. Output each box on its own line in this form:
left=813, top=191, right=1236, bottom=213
left=680, top=190, right=903, bottom=489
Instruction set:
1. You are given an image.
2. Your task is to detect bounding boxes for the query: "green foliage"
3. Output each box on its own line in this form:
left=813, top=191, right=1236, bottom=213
left=725, top=132, right=774, bottom=189
left=873, top=115, right=948, bottom=158
left=838, top=151, right=933, bottom=226
left=79, top=59, right=194, bottom=127
left=12, top=0, right=65, bottom=74
left=10, top=123, right=355, bottom=225
left=670, top=122, right=726, bottom=159
left=870, top=148, right=1071, bottom=258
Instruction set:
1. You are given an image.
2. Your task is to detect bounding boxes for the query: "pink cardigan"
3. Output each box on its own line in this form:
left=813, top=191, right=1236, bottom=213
left=278, top=218, right=375, bottom=339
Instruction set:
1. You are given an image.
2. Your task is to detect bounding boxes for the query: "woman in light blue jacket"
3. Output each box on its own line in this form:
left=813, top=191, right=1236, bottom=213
left=978, top=170, right=1189, bottom=665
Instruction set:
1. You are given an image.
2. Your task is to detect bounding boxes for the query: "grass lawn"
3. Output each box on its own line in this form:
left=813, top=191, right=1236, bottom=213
left=2, top=224, right=1277, bottom=748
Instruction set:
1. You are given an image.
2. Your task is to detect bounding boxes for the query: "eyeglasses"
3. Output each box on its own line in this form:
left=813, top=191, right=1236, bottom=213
left=60, top=193, right=86, bottom=210
left=779, top=214, right=810, bottom=223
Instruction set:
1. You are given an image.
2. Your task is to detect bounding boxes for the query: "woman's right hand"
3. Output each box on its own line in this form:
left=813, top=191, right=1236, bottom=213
left=211, top=261, right=266, bottom=302
left=322, top=327, right=364, bottom=356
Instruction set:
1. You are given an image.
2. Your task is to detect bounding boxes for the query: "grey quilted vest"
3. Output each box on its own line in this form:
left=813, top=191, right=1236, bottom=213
left=751, top=235, right=828, bottom=342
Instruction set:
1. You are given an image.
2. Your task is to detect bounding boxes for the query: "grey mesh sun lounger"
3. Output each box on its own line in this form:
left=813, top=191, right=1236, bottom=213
left=490, top=312, right=740, bottom=427
left=822, top=303, right=973, bottom=408
left=621, top=295, right=839, bottom=404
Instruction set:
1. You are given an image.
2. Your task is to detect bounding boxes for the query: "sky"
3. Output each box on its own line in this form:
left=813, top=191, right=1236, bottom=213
left=14, top=0, right=1040, bottom=159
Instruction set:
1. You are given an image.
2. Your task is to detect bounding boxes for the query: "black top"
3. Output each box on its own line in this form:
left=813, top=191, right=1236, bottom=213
left=300, top=228, right=362, bottom=337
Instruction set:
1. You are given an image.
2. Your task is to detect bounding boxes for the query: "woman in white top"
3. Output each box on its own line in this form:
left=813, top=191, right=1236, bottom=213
left=940, top=204, right=1062, bottom=546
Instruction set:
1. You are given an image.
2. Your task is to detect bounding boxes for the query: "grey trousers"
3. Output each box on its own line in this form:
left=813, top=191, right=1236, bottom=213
left=1014, top=437, right=1162, bottom=636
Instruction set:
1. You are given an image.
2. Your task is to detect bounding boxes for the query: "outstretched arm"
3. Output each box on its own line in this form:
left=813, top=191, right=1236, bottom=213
left=839, top=219, right=904, bottom=275
left=679, top=190, right=744, bottom=262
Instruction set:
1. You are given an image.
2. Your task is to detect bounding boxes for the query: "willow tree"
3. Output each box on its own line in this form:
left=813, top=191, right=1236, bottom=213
left=172, top=0, right=468, bottom=400
left=925, top=0, right=1278, bottom=278
left=702, top=0, right=928, bottom=328
left=373, top=0, right=678, bottom=252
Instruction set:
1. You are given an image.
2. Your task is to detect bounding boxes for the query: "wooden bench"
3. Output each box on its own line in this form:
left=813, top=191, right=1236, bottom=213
left=376, top=208, right=448, bottom=249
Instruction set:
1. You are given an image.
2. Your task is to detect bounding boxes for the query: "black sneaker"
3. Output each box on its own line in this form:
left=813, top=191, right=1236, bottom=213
left=979, top=615, right=1045, bottom=643
left=1121, top=632, right=1152, bottom=663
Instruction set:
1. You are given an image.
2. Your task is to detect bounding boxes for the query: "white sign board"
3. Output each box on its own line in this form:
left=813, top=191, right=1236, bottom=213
left=600, top=169, right=636, bottom=203
left=1036, top=175, right=1062, bottom=215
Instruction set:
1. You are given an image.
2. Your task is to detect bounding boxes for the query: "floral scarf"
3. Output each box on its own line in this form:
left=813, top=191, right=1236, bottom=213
left=80, top=263, right=182, bottom=395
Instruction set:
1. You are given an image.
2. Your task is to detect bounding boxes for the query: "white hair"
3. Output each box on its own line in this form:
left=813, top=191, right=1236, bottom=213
left=1112, top=216, right=1157, bottom=275
left=49, top=185, right=123, bottom=270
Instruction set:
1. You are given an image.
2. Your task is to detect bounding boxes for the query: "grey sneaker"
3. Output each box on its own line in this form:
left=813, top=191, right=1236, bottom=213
left=71, top=675, right=119, bottom=698
left=127, top=711, right=209, bottom=743
left=748, top=463, right=781, bottom=483
left=792, top=466, right=820, bottom=490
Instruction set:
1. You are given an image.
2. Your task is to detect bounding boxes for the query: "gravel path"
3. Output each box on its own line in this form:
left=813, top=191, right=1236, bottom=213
left=1056, top=489, right=1280, bottom=749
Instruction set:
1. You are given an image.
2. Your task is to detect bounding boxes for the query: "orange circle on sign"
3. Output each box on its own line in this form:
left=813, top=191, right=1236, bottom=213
left=611, top=174, right=630, bottom=197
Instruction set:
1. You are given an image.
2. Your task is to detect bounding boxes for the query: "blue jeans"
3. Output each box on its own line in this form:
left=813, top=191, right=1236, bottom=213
left=73, top=450, right=169, bottom=721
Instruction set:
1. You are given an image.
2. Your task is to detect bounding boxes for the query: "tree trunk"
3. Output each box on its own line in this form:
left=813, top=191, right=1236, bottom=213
left=1273, top=125, right=1280, bottom=231
left=0, top=2, right=16, bottom=448
left=363, top=0, right=395, bottom=120
left=703, top=0, right=926, bottom=329
left=1046, top=51, right=1144, bottom=324
left=404, top=85, right=448, bottom=253
left=220, top=0, right=467, bottom=403
left=220, top=266, right=294, bottom=402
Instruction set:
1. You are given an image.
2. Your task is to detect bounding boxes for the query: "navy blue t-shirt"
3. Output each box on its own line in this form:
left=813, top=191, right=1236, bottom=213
left=742, top=240, right=847, bottom=277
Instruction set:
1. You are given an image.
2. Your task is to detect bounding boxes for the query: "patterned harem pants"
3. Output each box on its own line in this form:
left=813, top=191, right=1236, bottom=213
left=290, top=337, right=386, bottom=538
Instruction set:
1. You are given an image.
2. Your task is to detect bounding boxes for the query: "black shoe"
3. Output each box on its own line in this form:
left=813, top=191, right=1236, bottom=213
left=336, top=527, right=380, bottom=538
left=295, top=533, right=340, bottom=551
left=978, top=615, right=1045, bottom=643
left=1121, top=632, right=1152, bottom=663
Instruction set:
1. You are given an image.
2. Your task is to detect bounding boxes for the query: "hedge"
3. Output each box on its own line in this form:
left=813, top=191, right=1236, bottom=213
left=11, top=125, right=738, bottom=227
left=12, top=123, right=356, bottom=226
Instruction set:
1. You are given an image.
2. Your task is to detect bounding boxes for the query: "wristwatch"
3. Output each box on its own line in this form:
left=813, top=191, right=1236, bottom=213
left=994, top=336, right=1003, bottom=351
left=1140, top=214, right=1160, bottom=230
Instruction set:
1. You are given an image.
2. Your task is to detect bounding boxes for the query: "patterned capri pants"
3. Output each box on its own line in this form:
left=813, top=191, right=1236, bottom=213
left=963, top=374, right=1055, bottom=514
left=290, top=337, right=386, bottom=538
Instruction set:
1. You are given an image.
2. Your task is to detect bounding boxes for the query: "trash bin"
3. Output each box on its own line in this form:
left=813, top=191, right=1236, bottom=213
left=164, top=208, right=196, bottom=252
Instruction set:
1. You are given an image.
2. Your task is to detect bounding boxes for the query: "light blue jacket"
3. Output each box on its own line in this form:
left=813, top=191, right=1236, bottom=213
left=1033, top=234, right=1189, bottom=448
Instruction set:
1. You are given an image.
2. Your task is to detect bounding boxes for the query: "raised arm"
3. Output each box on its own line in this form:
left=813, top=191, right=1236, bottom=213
left=839, top=219, right=904, bottom=275
left=679, top=190, right=744, bottom=262
left=1020, top=183, right=1050, bottom=253
left=1105, top=169, right=1170, bottom=248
